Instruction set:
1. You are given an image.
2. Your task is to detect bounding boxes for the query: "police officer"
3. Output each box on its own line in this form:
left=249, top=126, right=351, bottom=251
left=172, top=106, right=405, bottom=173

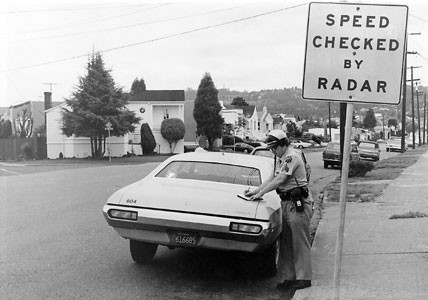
left=244, top=129, right=313, bottom=290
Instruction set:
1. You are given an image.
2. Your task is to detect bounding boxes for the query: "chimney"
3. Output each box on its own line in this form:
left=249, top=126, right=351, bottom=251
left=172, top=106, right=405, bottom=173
left=44, top=92, right=52, bottom=110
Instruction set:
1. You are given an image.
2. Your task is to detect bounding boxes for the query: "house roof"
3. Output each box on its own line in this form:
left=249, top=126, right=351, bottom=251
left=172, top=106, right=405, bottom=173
left=130, top=90, right=185, bottom=102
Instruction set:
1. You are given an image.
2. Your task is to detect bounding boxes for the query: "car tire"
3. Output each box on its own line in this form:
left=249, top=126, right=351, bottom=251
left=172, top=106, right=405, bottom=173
left=298, top=145, right=303, bottom=149
left=324, top=161, right=329, bottom=169
left=130, top=240, right=158, bottom=264
left=259, top=238, right=280, bottom=277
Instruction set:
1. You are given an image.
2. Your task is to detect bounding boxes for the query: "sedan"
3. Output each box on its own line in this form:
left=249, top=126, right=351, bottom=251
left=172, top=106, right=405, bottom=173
left=103, top=152, right=281, bottom=276
left=291, top=140, right=312, bottom=149
left=358, top=141, right=380, bottom=161
left=386, top=139, right=408, bottom=152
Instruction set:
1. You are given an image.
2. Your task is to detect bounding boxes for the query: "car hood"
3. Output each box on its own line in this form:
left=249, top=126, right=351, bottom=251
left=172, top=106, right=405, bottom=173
left=107, top=178, right=279, bottom=220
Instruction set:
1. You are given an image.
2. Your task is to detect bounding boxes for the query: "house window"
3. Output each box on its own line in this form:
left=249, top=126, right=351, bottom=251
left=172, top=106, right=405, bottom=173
left=257, top=121, right=261, bottom=130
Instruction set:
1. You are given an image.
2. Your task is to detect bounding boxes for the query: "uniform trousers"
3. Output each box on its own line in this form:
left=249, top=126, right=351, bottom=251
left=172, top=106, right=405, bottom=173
left=277, top=192, right=313, bottom=281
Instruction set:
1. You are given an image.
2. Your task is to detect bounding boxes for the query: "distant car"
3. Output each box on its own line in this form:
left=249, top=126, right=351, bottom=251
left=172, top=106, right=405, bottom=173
left=291, top=140, right=312, bottom=149
left=322, top=141, right=359, bottom=168
left=386, top=139, right=408, bottom=152
left=222, top=142, right=255, bottom=153
left=358, top=141, right=380, bottom=161
left=103, top=152, right=281, bottom=276
left=250, top=146, right=311, bottom=182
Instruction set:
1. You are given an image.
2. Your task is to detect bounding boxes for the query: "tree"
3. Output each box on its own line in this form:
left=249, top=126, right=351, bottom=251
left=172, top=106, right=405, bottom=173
left=363, top=108, right=377, bottom=130
left=140, top=123, right=156, bottom=155
left=15, top=108, right=33, bottom=137
left=62, top=52, right=140, bottom=159
left=130, top=77, right=146, bottom=95
left=388, top=118, right=398, bottom=128
left=160, top=118, right=185, bottom=153
left=231, top=96, right=249, bottom=106
left=0, top=120, right=13, bottom=138
left=193, top=73, right=224, bottom=150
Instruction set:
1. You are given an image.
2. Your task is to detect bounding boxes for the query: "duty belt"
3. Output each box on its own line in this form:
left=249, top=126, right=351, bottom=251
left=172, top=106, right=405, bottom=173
left=277, top=186, right=309, bottom=201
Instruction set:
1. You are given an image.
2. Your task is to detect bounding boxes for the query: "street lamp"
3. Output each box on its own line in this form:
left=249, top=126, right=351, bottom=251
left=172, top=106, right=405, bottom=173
left=105, top=121, right=113, bottom=163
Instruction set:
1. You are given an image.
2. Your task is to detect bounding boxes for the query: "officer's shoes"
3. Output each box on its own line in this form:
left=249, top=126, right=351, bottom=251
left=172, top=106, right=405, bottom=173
left=291, top=280, right=311, bottom=290
left=276, top=280, right=295, bottom=291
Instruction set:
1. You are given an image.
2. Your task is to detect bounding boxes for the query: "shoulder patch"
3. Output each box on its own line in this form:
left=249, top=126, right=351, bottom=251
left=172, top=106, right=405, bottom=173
left=285, top=156, right=293, bottom=163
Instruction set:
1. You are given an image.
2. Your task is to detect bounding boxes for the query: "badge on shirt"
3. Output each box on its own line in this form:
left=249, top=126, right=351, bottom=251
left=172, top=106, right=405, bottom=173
left=285, top=156, right=292, bottom=163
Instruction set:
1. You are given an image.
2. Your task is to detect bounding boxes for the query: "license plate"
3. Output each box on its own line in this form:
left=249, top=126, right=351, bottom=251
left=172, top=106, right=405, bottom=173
left=170, top=232, right=198, bottom=246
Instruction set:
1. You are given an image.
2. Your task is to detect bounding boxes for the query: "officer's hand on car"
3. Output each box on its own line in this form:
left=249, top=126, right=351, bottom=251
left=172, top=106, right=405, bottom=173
left=244, top=189, right=263, bottom=201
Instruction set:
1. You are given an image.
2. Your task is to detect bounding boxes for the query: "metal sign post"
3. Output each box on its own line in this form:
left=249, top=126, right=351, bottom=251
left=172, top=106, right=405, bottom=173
left=105, top=121, right=112, bottom=163
left=302, top=2, right=408, bottom=299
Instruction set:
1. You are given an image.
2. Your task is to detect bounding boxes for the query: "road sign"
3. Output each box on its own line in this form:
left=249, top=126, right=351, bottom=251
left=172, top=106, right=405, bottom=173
left=302, top=2, right=408, bottom=104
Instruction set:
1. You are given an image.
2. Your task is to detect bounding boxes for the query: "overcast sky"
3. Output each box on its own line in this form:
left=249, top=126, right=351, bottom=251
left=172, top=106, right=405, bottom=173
left=1, top=0, right=427, bottom=108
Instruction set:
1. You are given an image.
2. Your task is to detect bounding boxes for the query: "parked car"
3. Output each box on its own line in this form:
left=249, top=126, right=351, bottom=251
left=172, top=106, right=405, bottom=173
left=222, top=142, right=255, bottom=153
left=103, top=152, right=281, bottom=276
left=322, top=141, right=359, bottom=168
left=250, top=146, right=311, bottom=182
left=291, top=140, right=312, bottom=149
left=386, top=139, right=408, bottom=152
left=358, top=141, right=380, bottom=161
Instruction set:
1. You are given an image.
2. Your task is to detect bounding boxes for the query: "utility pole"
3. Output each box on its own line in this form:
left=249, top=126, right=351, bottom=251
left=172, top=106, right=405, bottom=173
left=423, top=93, right=426, bottom=144
left=401, top=32, right=420, bottom=152
left=328, top=102, right=332, bottom=141
left=407, top=66, right=421, bottom=149
left=416, top=82, right=421, bottom=146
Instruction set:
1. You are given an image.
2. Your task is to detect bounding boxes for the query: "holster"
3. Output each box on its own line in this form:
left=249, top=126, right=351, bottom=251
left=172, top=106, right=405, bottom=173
left=277, top=186, right=309, bottom=212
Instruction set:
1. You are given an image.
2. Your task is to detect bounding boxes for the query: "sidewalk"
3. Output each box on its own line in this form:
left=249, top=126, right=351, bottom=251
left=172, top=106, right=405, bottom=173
left=294, top=150, right=428, bottom=300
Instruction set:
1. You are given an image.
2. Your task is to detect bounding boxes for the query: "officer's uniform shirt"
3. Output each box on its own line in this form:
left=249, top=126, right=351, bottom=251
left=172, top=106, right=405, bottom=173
left=275, top=147, right=308, bottom=193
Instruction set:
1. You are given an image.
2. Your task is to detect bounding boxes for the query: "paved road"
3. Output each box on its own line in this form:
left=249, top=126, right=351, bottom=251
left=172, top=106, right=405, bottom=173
left=0, top=149, right=397, bottom=300
left=2, top=162, right=295, bottom=300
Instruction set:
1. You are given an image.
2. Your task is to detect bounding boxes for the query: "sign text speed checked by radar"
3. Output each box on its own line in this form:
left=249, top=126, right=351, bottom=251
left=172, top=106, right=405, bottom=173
left=302, top=2, right=408, bottom=104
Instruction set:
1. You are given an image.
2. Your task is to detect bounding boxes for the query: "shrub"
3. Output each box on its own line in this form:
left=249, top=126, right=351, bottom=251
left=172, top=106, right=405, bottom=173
left=348, top=160, right=375, bottom=177
left=140, top=123, right=156, bottom=155
left=21, top=142, right=33, bottom=159
left=160, top=118, right=185, bottom=153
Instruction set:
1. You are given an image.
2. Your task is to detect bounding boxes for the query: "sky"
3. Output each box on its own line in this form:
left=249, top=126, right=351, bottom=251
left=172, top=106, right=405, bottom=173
left=1, top=0, right=427, bottom=108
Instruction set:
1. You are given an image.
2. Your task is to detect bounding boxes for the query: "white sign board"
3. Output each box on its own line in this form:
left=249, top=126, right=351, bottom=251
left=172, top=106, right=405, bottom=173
left=302, top=2, right=408, bottom=104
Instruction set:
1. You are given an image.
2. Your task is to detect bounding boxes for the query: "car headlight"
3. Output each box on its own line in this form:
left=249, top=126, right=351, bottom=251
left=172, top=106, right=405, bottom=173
left=230, top=222, right=262, bottom=234
left=108, top=209, right=138, bottom=221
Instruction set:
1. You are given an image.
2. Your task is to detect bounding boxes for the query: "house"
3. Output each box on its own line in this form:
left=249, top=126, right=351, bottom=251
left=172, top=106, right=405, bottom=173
left=46, top=90, right=185, bottom=159
left=222, top=105, right=273, bottom=140
left=5, top=92, right=61, bottom=137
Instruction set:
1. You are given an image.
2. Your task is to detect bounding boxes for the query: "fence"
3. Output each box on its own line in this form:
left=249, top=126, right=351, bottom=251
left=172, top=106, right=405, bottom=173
left=0, top=137, right=47, bottom=161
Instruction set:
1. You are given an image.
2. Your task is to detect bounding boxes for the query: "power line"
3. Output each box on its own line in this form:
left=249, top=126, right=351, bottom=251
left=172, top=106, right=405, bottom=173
left=11, top=3, right=169, bottom=36
left=6, top=4, right=253, bottom=43
left=410, top=13, right=428, bottom=24
left=0, top=3, right=308, bottom=73
left=0, top=3, right=153, bottom=14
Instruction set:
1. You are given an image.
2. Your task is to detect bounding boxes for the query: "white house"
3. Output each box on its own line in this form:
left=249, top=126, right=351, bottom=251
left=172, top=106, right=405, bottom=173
left=46, top=90, right=185, bottom=159
left=222, top=105, right=273, bottom=140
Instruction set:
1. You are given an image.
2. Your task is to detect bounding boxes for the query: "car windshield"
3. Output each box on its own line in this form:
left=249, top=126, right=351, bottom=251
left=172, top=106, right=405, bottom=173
left=327, top=143, right=340, bottom=150
left=155, top=161, right=262, bottom=186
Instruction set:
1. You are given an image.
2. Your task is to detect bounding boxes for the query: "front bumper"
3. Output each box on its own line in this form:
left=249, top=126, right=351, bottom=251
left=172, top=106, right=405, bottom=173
left=103, top=204, right=281, bottom=253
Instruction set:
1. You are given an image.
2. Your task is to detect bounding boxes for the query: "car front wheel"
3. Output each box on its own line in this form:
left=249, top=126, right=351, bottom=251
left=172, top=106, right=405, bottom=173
left=324, top=161, right=329, bottom=168
left=259, top=238, right=280, bottom=276
left=130, top=240, right=158, bottom=264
